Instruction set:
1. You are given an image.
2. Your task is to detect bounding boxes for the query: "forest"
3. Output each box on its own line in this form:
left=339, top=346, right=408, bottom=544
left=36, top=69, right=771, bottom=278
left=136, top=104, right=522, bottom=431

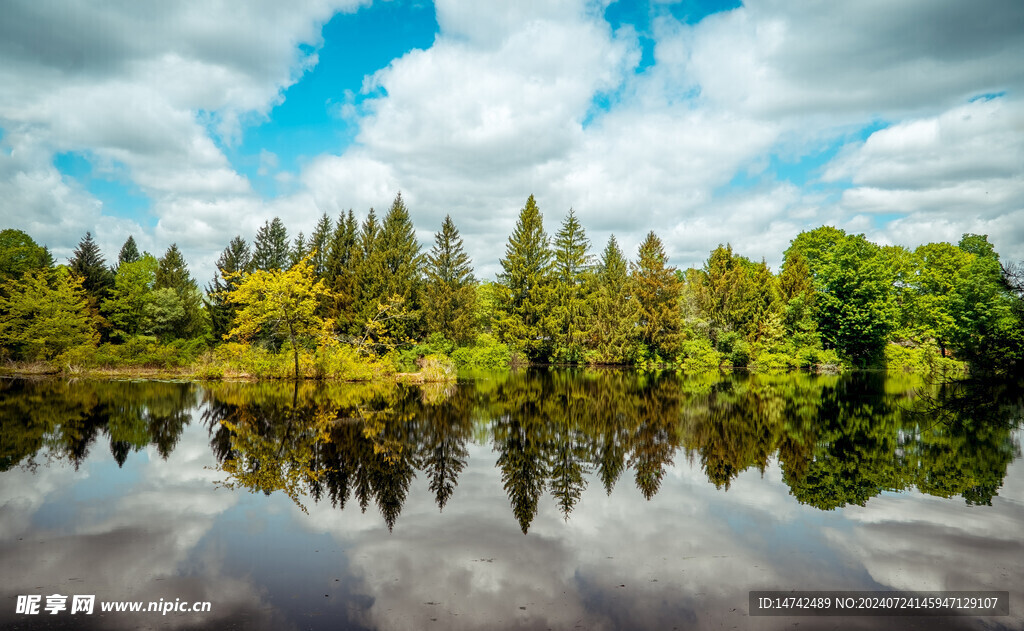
left=1, top=193, right=1022, bottom=378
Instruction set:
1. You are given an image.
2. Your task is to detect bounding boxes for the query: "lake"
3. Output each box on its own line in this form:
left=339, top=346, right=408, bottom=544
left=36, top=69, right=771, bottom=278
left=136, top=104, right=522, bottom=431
left=1, top=370, right=1022, bottom=630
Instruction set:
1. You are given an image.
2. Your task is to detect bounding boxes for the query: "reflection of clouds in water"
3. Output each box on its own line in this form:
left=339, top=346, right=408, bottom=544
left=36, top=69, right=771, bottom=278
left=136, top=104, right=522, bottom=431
left=831, top=452, right=1024, bottom=629
left=2, top=410, right=1021, bottom=630
left=0, top=411, right=292, bottom=631
left=301, top=442, right=1024, bottom=631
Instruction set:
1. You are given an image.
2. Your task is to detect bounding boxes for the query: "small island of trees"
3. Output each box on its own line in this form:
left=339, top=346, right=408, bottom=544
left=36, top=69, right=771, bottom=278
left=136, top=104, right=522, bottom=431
left=1, top=193, right=1022, bottom=379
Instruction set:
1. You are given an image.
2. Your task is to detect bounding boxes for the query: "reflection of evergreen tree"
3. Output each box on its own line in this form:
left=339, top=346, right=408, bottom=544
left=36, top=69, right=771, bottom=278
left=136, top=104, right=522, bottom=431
left=3, top=369, right=1019, bottom=532
left=419, top=386, right=472, bottom=511
left=0, top=380, right=195, bottom=470
left=496, top=418, right=547, bottom=533
left=547, top=371, right=591, bottom=518
left=490, top=371, right=551, bottom=533
left=628, top=377, right=681, bottom=500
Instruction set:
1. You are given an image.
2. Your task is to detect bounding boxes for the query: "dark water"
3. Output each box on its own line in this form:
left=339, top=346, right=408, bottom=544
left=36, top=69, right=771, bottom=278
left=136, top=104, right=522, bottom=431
left=1, top=370, right=1022, bottom=630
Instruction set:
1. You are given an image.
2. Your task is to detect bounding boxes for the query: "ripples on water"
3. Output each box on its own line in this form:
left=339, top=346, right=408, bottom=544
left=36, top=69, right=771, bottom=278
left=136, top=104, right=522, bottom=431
left=1, top=370, right=1022, bottom=630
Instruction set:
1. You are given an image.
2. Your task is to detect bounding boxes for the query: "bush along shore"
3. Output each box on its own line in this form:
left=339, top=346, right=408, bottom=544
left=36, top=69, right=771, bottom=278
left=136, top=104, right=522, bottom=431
left=1, top=193, right=1019, bottom=381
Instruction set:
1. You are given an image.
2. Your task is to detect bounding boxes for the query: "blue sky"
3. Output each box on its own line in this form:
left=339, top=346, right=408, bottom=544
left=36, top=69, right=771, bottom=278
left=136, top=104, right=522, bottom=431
left=0, top=0, right=1022, bottom=282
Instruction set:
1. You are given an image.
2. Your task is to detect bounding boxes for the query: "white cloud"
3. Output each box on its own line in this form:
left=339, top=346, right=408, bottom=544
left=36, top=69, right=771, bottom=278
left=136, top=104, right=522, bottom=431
left=1, top=0, right=1023, bottom=283
left=0, top=0, right=366, bottom=281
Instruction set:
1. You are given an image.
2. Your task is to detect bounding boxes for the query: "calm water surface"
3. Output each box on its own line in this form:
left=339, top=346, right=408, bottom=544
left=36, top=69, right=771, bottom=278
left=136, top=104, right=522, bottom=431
left=1, top=370, right=1022, bottom=630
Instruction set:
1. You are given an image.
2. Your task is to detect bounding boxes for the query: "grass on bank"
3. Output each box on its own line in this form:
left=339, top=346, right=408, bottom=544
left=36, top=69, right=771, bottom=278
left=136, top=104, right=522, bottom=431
left=0, top=332, right=967, bottom=381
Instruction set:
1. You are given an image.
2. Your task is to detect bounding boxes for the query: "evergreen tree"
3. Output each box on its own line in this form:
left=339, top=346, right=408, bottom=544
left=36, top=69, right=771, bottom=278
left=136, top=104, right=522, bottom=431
left=778, top=250, right=819, bottom=349
left=251, top=217, right=290, bottom=271
left=551, top=209, right=593, bottom=362
left=693, top=244, right=779, bottom=346
left=352, top=208, right=384, bottom=335
left=117, top=235, right=141, bottom=267
left=588, top=235, right=636, bottom=363
left=374, top=193, right=424, bottom=340
left=308, top=213, right=333, bottom=279
left=206, top=236, right=251, bottom=339
left=152, top=244, right=206, bottom=340
left=69, top=231, right=115, bottom=306
left=424, top=215, right=477, bottom=343
left=324, top=210, right=360, bottom=334
left=494, top=195, right=555, bottom=361
left=629, top=231, right=683, bottom=358
left=290, top=232, right=307, bottom=268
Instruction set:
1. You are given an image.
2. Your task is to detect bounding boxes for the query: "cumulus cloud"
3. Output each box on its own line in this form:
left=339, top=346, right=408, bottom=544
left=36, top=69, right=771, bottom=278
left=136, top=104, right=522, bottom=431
left=1, top=0, right=1022, bottom=282
left=0, top=0, right=365, bottom=280
left=821, top=97, right=1024, bottom=258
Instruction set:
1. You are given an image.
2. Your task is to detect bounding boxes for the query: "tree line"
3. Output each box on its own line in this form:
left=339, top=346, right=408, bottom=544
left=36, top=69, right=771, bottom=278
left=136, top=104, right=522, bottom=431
left=1, top=193, right=1022, bottom=374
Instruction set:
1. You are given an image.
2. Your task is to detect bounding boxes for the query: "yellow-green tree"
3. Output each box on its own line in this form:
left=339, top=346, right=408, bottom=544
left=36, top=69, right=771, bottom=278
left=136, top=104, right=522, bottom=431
left=225, top=256, right=330, bottom=379
left=0, top=267, right=97, bottom=361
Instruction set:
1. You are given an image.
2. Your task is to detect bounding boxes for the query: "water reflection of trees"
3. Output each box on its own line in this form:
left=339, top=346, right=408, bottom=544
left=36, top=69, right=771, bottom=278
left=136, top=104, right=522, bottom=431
left=2, top=370, right=1020, bottom=532
left=0, top=378, right=194, bottom=471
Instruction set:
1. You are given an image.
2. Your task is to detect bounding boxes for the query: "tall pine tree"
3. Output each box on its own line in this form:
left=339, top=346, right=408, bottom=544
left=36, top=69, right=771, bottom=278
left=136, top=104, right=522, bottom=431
left=588, top=235, right=636, bottom=363
left=206, top=236, right=252, bottom=339
left=629, top=231, right=683, bottom=358
left=324, top=210, right=360, bottom=334
left=251, top=217, right=290, bottom=271
left=352, top=208, right=384, bottom=335
left=494, top=195, right=554, bottom=361
left=374, top=193, right=424, bottom=340
left=151, top=244, right=206, bottom=340
left=551, top=209, right=592, bottom=362
left=424, top=215, right=477, bottom=343
left=289, top=232, right=307, bottom=268
left=308, top=212, right=333, bottom=279
left=117, top=235, right=141, bottom=267
left=69, top=231, right=115, bottom=307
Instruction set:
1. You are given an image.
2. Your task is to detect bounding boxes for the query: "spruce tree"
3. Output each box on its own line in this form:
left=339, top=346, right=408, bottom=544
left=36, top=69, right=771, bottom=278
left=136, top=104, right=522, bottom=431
left=290, top=232, right=307, bottom=268
left=589, top=235, right=636, bottom=363
left=629, top=231, right=683, bottom=358
left=153, top=244, right=205, bottom=339
left=374, top=193, right=424, bottom=340
left=494, top=195, right=555, bottom=360
left=424, top=215, right=477, bottom=343
left=206, top=236, right=251, bottom=339
left=308, top=212, right=333, bottom=279
left=117, top=235, right=141, bottom=267
left=251, top=217, right=290, bottom=271
left=324, top=210, right=360, bottom=334
left=551, top=209, right=592, bottom=361
left=353, top=208, right=384, bottom=335
left=69, top=231, right=114, bottom=306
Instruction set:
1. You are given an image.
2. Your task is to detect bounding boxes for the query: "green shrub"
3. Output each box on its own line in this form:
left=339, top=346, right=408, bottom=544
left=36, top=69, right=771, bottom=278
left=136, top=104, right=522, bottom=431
left=450, top=334, right=511, bottom=368
left=884, top=342, right=966, bottom=377
left=748, top=351, right=795, bottom=373
left=676, top=338, right=722, bottom=372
